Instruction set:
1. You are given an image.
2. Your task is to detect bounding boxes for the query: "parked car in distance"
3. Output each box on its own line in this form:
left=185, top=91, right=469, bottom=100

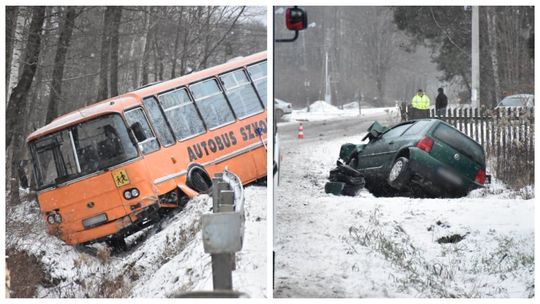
left=274, top=98, right=292, bottom=119
left=336, top=119, right=487, bottom=198
left=495, top=94, right=534, bottom=108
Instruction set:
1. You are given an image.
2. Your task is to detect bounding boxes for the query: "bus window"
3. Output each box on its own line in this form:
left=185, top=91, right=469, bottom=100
left=31, top=114, right=138, bottom=189
left=220, top=69, right=264, bottom=119
left=159, top=88, right=206, bottom=140
left=189, top=79, right=235, bottom=129
left=32, top=130, right=79, bottom=188
left=142, top=96, right=175, bottom=146
left=247, top=61, right=267, bottom=106
left=124, top=107, right=160, bottom=154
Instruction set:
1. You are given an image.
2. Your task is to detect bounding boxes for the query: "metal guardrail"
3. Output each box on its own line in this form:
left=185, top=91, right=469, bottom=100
left=201, top=169, right=245, bottom=292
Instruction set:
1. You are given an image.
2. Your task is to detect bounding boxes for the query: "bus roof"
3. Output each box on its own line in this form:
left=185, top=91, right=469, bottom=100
left=27, top=51, right=267, bottom=142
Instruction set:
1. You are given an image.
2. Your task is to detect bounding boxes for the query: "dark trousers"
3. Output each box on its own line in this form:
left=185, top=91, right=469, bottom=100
left=409, top=107, right=429, bottom=120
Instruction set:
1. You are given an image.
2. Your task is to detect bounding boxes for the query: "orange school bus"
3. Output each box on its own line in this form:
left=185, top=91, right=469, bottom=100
left=27, top=52, right=267, bottom=246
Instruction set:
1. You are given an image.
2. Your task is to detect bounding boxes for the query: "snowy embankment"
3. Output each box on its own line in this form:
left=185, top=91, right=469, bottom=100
left=274, top=131, right=534, bottom=298
left=6, top=186, right=266, bottom=298
left=281, top=100, right=400, bottom=123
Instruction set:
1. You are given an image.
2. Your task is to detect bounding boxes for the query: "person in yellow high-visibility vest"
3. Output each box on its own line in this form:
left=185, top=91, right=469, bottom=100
left=409, top=89, right=431, bottom=119
left=411, top=89, right=431, bottom=110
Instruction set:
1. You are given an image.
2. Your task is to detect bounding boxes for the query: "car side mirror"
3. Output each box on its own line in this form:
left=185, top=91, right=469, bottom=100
left=130, top=122, right=147, bottom=142
left=364, top=121, right=387, bottom=140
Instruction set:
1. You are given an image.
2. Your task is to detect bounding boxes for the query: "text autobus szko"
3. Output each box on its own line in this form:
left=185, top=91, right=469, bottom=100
left=26, top=51, right=267, bottom=246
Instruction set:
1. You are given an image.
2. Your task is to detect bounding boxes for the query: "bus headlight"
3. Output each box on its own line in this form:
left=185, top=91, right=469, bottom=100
left=82, top=213, right=108, bottom=229
left=124, top=188, right=140, bottom=200
left=124, top=191, right=132, bottom=200
left=47, top=211, right=62, bottom=225
left=47, top=214, right=56, bottom=224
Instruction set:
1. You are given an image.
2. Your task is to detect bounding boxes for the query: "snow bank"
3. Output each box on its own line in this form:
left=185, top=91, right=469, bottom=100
left=274, top=129, right=534, bottom=298
left=6, top=186, right=267, bottom=298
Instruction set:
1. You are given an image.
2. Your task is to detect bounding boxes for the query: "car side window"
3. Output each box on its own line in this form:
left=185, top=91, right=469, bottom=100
left=382, top=123, right=413, bottom=139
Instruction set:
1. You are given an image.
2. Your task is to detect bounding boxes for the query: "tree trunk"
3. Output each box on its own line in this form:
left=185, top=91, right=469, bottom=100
left=6, top=6, right=46, bottom=205
left=46, top=7, right=77, bottom=124
left=97, top=7, right=113, bottom=100
left=6, top=7, right=18, bottom=100
left=170, top=7, right=184, bottom=79
left=109, top=6, right=122, bottom=97
left=141, top=8, right=154, bottom=86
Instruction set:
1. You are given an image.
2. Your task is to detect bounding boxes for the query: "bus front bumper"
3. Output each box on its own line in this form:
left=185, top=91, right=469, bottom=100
left=64, top=203, right=160, bottom=245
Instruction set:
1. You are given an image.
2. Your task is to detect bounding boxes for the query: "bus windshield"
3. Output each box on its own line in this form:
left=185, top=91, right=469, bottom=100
left=30, top=114, right=138, bottom=189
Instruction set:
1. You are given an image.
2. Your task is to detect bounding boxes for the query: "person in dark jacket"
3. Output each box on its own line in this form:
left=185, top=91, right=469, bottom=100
left=435, top=87, right=448, bottom=117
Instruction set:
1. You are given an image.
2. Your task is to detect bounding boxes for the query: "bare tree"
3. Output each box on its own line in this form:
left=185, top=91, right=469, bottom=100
left=6, top=6, right=18, bottom=99
left=97, top=7, right=113, bottom=100
left=6, top=6, right=46, bottom=204
left=109, top=7, right=122, bottom=96
left=46, top=7, right=78, bottom=124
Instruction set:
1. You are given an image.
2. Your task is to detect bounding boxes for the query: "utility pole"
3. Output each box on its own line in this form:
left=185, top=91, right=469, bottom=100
left=471, top=6, right=480, bottom=107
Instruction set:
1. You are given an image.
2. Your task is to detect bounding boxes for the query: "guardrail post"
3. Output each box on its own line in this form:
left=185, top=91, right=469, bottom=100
left=202, top=170, right=245, bottom=292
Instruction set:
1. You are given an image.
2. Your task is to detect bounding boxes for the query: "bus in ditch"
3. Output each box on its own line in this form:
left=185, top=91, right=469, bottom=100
left=26, top=51, right=267, bottom=247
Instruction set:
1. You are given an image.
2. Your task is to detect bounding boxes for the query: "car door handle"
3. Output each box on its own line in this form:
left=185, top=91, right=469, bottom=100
left=388, top=141, right=394, bottom=145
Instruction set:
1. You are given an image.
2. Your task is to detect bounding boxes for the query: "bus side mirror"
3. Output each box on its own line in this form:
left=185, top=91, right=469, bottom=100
left=130, top=122, right=147, bottom=142
left=285, top=6, right=307, bottom=31
left=275, top=6, right=308, bottom=43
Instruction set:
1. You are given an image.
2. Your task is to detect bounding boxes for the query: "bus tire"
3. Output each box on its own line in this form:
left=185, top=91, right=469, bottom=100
left=186, top=165, right=212, bottom=194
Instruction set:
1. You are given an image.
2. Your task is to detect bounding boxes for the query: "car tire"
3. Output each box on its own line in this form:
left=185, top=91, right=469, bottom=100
left=387, top=157, right=410, bottom=190
left=276, top=109, right=284, bottom=121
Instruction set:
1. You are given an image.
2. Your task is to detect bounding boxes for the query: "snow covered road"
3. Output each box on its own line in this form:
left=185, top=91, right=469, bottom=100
left=274, top=110, right=534, bottom=298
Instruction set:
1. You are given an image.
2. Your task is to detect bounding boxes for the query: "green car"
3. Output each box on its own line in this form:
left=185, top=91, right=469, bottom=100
left=337, top=119, right=487, bottom=197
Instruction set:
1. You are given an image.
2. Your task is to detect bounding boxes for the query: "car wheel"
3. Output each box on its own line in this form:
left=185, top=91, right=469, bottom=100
left=275, top=109, right=284, bottom=121
left=387, top=157, right=410, bottom=190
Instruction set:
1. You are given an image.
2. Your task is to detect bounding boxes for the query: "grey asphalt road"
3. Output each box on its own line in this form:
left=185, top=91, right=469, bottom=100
left=277, top=113, right=397, bottom=147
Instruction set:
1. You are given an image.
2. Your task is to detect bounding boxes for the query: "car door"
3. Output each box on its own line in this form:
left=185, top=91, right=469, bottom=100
left=356, top=123, right=413, bottom=176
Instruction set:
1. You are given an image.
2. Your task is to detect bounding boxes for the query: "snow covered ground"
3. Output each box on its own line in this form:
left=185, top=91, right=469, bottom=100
left=274, top=115, right=534, bottom=298
left=281, top=100, right=400, bottom=123
left=6, top=185, right=267, bottom=298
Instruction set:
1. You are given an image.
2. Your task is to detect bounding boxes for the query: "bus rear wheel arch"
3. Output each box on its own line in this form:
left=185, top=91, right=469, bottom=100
left=186, top=164, right=213, bottom=194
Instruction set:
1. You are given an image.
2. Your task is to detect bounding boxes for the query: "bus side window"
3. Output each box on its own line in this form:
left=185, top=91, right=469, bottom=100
left=190, top=79, right=235, bottom=129
left=159, top=88, right=206, bottom=140
left=124, top=108, right=160, bottom=154
left=142, top=96, right=175, bottom=146
left=220, top=69, right=264, bottom=119
left=247, top=61, right=267, bottom=106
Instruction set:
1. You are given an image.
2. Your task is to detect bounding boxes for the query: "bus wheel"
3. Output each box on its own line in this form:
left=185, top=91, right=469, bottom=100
left=107, top=236, right=128, bottom=252
left=186, top=166, right=212, bottom=194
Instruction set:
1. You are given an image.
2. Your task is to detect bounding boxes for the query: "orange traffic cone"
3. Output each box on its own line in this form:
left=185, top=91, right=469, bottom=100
left=298, top=123, right=304, bottom=139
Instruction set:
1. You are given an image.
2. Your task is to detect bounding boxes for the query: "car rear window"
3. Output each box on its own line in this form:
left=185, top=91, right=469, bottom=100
left=402, top=120, right=432, bottom=136
left=433, top=123, right=485, bottom=165
left=382, top=122, right=414, bottom=139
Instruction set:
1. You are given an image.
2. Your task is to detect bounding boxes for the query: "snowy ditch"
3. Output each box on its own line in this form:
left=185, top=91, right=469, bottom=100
left=6, top=186, right=267, bottom=298
left=274, top=125, right=534, bottom=298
